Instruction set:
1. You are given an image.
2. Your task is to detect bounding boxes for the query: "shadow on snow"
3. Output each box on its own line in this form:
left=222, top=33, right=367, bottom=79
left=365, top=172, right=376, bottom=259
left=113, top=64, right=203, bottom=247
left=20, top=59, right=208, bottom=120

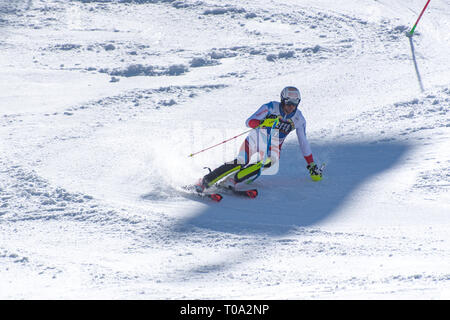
left=172, top=141, right=410, bottom=235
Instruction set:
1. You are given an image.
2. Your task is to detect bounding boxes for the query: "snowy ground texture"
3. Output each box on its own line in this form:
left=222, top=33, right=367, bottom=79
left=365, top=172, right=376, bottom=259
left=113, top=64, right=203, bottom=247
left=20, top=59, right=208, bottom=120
left=1, top=0, right=449, bottom=299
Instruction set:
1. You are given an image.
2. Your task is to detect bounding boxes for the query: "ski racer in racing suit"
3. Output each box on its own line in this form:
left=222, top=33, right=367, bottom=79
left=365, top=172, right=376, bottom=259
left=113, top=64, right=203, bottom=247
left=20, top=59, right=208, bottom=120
left=195, top=86, right=322, bottom=192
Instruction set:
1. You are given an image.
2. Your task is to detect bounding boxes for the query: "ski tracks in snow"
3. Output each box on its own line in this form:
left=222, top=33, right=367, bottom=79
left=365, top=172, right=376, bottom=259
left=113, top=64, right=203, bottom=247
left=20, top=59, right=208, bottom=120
left=1, top=0, right=449, bottom=299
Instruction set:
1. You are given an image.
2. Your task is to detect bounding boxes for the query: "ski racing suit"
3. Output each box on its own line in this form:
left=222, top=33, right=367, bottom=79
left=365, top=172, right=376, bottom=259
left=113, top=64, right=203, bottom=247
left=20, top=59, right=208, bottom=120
left=201, top=101, right=315, bottom=188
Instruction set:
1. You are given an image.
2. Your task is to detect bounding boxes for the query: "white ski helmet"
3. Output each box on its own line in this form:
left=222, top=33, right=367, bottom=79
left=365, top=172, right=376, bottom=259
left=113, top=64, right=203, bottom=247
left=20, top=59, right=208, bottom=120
left=280, top=86, right=301, bottom=107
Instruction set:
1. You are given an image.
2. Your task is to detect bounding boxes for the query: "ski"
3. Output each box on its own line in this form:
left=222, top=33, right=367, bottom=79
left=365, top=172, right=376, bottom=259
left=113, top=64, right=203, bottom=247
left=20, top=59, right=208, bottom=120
left=205, top=192, right=223, bottom=202
left=216, top=185, right=258, bottom=199
left=234, top=188, right=258, bottom=198
left=181, top=184, right=257, bottom=201
left=181, top=185, right=223, bottom=202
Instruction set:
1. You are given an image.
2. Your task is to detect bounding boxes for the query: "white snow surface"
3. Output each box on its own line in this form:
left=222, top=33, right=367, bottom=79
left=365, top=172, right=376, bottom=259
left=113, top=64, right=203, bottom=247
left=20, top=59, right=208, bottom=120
left=1, top=0, right=449, bottom=299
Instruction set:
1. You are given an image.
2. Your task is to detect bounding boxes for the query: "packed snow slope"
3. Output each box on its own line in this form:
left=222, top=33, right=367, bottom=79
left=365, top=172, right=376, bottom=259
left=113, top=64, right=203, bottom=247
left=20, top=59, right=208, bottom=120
left=1, top=0, right=449, bottom=299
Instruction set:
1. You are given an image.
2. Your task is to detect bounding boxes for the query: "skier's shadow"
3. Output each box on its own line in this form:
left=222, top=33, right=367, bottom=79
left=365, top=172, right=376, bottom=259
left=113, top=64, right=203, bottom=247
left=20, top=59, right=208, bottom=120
left=173, top=141, right=410, bottom=235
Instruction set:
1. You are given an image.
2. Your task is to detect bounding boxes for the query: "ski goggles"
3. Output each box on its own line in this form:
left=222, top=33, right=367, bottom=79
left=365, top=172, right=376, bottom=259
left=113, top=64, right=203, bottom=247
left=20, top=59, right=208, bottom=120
left=283, top=97, right=300, bottom=107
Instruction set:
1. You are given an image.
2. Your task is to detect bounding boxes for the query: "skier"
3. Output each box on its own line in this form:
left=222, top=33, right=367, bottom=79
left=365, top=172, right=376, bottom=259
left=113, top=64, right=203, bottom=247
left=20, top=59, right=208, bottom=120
left=195, top=86, right=322, bottom=193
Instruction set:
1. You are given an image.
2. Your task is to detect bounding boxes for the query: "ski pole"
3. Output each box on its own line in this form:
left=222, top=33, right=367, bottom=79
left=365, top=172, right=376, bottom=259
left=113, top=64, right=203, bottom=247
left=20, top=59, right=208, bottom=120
left=406, top=0, right=431, bottom=37
left=188, top=128, right=254, bottom=158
